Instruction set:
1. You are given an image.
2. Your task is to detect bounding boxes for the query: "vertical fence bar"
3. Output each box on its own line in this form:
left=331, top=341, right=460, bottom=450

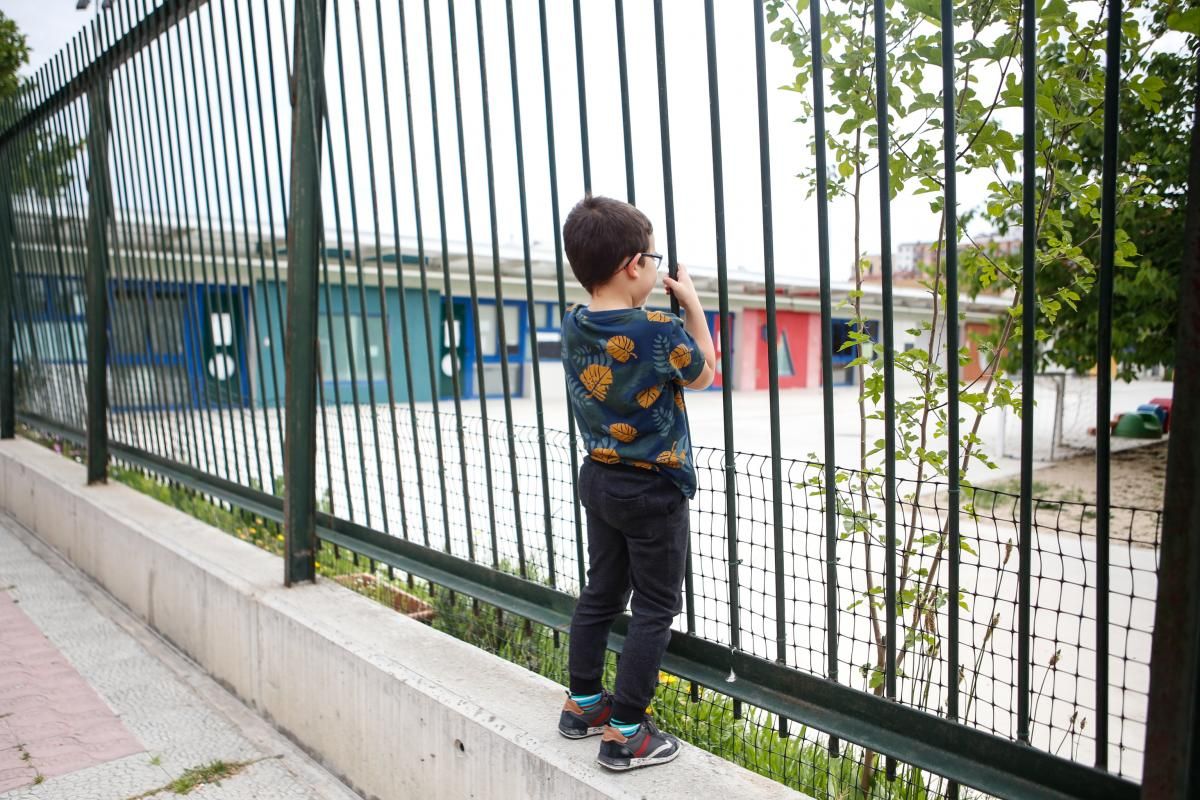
left=614, top=0, right=634, bottom=204
left=103, top=7, right=149, bottom=457
left=652, top=2, right=694, bottom=698
left=108, top=2, right=169, bottom=462
left=374, top=0, right=431, bottom=547
left=397, top=0, right=453, bottom=553
left=652, top=1, right=679, bottom=319
left=571, top=0, right=591, bottom=193
left=1143, top=50, right=1200, bottom=800
left=182, top=11, right=235, bottom=483
left=474, top=0, right=527, bottom=577
left=941, top=0, right=961, bottom=794
left=0, top=162, right=12, bottom=439
left=284, top=0, right=325, bottom=585
left=752, top=0, right=787, bottom=738
left=702, top=0, right=740, bottom=718
left=536, top=0, right=585, bottom=590
left=1017, top=0, right=1036, bottom=745
left=47, top=56, right=91, bottom=434
left=239, top=0, right=289, bottom=498
left=447, top=0, right=499, bottom=567
left=217, top=0, right=276, bottom=495
left=504, top=0, right=557, bottom=590
left=85, top=72, right=111, bottom=485
left=807, top=0, right=840, bottom=757
left=204, top=2, right=250, bottom=480
left=1094, top=0, right=1121, bottom=772
left=123, top=0, right=175, bottom=460
left=164, top=15, right=220, bottom=480
left=871, top=0, right=899, bottom=778
left=419, top=0, right=472, bottom=555
left=122, top=1, right=194, bottom=468
left=247, top=0, right=293, bottom=500
left=350, top=0, right=405, bottom=539
left=48, top=51, right=90, bottom=432
left=125, top=0, right=195, bottom=465
left=329, top=0, right=386, bottom=533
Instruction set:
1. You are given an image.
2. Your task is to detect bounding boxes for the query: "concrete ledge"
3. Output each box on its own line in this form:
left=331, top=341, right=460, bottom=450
left=0, top=439, right=805, bottom=800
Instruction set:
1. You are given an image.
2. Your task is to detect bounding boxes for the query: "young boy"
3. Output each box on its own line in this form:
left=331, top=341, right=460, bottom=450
left=555, top=195, right=716, bottom=771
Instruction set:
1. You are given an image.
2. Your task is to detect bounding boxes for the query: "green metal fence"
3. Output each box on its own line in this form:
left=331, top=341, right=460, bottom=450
left=0, top=1, right=1195, bottom=798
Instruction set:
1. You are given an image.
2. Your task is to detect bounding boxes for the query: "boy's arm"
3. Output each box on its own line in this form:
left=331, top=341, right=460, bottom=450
left=663, top=264, right=716, bottom=390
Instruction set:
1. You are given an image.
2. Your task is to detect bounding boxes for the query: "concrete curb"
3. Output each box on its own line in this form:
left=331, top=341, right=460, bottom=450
left=0, top=439, right=807, bottom=800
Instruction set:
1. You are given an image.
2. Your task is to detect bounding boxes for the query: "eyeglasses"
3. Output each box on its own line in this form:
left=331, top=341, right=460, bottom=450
left=617, top=252, right=665, bottom=275
left=640, top=252, right=664, bottom=271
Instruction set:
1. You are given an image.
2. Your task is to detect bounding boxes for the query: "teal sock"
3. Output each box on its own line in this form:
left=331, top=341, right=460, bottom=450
left=611, top=718, right=640, bottom=736
left=571, top=692, right=603, bottom=709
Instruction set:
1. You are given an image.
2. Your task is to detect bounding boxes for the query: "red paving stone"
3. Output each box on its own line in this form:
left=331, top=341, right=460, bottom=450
left=0, top=592, right=143, bottom=793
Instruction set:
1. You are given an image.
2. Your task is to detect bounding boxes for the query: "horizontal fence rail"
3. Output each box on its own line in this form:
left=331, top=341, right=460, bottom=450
left=0, top=1, right=1192, bottom=798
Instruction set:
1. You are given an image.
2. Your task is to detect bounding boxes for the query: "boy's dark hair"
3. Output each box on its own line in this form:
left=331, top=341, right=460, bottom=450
left=563, top=195, right=653, bottom=293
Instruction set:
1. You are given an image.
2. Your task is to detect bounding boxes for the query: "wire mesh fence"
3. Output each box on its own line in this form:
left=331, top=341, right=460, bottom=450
left=0, top=0, right=1175, bottom=797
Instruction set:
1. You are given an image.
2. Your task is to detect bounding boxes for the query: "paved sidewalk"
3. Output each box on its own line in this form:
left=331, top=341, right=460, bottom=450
left=0, top=514, right=362, bottom=800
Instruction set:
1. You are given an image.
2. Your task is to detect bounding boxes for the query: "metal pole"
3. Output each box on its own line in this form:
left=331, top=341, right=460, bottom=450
left=1017, top=0, right=1037, bottom=745
left=283, top=0, right=325, bottom=585
left=0, top=162, right=14, bottom=439
left=1142, top=55, right=1200, bottom=800
left=85, top=75, right=111, bottom=484
left=1093, top=0, right=1122, bottom=770
left=941, top=0, right=961, bottom=793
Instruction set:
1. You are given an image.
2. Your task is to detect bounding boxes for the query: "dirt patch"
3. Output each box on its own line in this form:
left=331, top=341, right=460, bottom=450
left=978, top=440, right=1166, bottom=547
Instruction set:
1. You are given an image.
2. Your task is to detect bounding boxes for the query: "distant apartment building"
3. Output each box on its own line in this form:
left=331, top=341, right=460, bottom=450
left=855, top=234, right=1020, bottom=380
left=862, top=233, right=1022, bottom=288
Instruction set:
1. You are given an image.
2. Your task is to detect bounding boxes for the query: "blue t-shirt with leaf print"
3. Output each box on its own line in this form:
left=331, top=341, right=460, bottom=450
left=561, top=305, right=705, bottom=498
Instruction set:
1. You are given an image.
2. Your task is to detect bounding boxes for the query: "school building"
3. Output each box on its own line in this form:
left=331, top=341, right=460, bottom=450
left=9, top=216, right=1010, bottom=411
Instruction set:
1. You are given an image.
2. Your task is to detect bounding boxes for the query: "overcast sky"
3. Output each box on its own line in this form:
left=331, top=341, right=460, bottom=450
left=9, top=0, right=1018, bottom=283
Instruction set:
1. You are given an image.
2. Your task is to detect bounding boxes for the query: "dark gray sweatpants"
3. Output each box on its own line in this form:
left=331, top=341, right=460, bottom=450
left=568, top=458, right=690, bottom=724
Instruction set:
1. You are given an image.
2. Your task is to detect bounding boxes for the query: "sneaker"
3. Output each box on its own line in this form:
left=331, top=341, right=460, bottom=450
left=558, top=690, right=614, bottom=739
left=596, top=718, right=681, bottom=771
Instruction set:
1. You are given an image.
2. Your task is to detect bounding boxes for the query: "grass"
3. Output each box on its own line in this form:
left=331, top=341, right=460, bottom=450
left=318, top=543, right=963, bottom=800
left=21, top=427, right=970, bottom=800
left=126, top=759, right=261, bottom=800
left=15, top=743, right=44, bottom=786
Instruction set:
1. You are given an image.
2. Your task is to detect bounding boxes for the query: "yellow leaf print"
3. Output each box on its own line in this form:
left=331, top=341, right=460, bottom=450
left=631, top=460, right=658, bottom=471
left=668, top=344, right=692, bottom=370
left=635, top=385, right=662, bottom=408
left=591, top=447, right=621, bottom=464
left=645, top=310, right=672, bottom=323
left=606, top=335, right=638, bottom=363
left=674, top=390, right=685, bottom=411
left=580, top=364, right=613, bottom=401
left=607, top=422, right=639, bottom=443
left=655, top=441, right=686, bottom=469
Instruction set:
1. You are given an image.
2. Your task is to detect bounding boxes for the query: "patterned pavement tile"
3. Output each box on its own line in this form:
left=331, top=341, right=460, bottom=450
left=0, top=594, right=143, bottom=792
left=0, top=515, right=359, bottom=800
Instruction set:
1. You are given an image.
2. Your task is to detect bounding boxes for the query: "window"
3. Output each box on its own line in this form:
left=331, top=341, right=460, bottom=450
left=504, top=304, right=521, bottom=356
left=318, top=314, right=387, bottom=380
left=150, top=292, right=186, bottom=353
left=832, top=318, right=876, bottom=364
left=475, top=303, right=522, bottom=358
left=778, top=331, right=795, bottom=377
left=477, top=304, right=498, bottom=357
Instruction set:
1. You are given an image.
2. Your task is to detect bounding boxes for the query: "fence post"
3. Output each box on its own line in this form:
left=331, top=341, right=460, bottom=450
left=282, top=0, right=325, bottom=585
left=1143, top=60, right=1200, bottom=799
left=85, top=77, right=111, bottom=484
left=0, top=161, right=14, bottom=440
